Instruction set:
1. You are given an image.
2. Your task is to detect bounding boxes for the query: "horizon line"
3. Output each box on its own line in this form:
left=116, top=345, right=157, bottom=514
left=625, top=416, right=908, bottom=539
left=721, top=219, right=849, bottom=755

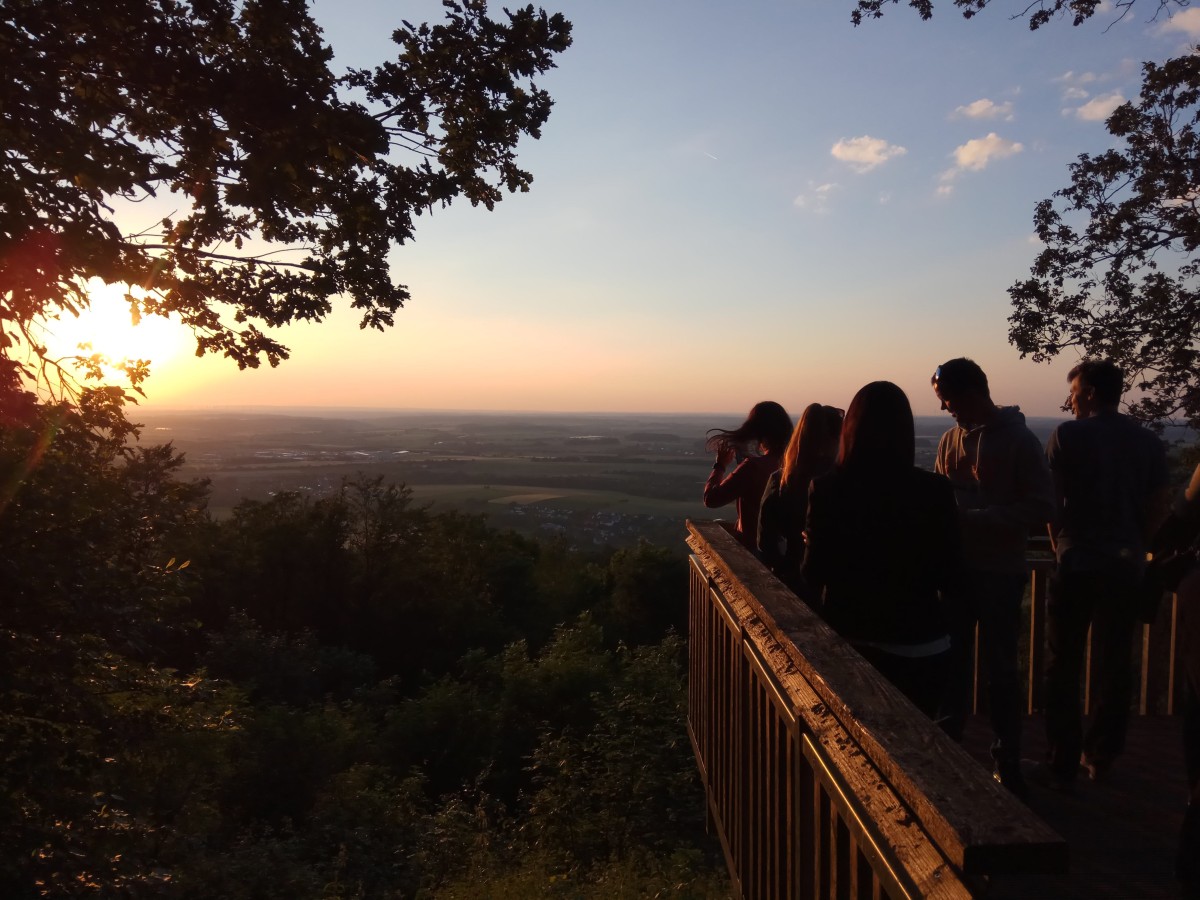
left=134, top=403, right=1075, bottom=422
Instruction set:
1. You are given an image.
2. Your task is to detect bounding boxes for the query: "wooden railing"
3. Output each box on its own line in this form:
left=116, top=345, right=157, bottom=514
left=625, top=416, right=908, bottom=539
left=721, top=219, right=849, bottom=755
left=983, top=540, right=1183, bottom=718
left=686, top=520, right=1068, bottom=900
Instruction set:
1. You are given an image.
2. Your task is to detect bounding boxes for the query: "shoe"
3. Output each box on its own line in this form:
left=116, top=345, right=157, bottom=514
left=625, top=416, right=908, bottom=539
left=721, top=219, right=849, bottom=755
left=1026, top=761, right=1076, bottom=795
left=993, top=761, right=1030, bottom=800
left=1080, top=753, right=1110, bottom=782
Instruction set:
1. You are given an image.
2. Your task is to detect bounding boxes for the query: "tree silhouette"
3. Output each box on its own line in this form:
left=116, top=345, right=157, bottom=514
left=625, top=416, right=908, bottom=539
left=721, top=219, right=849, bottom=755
left=849, top=0, right=1184, bottom=29
left=1, top=0, right=571, bottom=400
left=1008, top=53, right=1200, bottom=427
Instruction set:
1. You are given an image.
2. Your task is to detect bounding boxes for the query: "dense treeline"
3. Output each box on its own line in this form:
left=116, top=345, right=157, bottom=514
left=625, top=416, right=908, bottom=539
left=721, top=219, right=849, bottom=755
left=0, top=392, right=728, bottom=898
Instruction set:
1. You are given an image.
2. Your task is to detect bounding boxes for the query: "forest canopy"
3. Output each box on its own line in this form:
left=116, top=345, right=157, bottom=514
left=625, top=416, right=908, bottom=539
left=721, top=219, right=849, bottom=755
left=0, top=394, right=721, bottom=897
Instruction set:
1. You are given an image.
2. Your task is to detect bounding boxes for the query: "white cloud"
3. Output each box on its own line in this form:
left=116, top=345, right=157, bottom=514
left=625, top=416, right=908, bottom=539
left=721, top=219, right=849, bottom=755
left=793, top=182, right=839, bottom=213
left=1056, top=70, right=1098, bottom=86
left=830, top=136, right=906, bottom=173
left=878, top=191, right=892, bottom=205
left=951, top=98, right=1014, bottom=121
left=936, top=133, right=1023, bottom=193
left=1072, top=91, right=1125, bottom=121
left=1063, top=87, right=1089, bottom=101
left=951, top=133, right=1024, bottom=171
left=1160, top=7, right=1200, bottom=37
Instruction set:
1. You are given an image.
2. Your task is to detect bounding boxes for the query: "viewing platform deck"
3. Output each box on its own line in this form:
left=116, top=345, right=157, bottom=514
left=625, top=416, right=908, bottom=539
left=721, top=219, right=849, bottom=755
left=686, top=519, right=1187, bottom=899
left=961, top=714, right=1183, bottom=899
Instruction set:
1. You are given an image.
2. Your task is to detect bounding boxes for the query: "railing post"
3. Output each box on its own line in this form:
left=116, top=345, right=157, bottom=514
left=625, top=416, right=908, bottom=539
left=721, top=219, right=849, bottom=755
left=1171, top=591, right=1186, bottom=715
left=1027, top=563, right=1049, bottom=714
left=1142, top=588, right=1185, bottom=716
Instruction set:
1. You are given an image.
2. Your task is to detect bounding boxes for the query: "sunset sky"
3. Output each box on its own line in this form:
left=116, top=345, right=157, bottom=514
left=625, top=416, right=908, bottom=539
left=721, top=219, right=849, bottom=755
left=59, top=0, right=1200, bottom=418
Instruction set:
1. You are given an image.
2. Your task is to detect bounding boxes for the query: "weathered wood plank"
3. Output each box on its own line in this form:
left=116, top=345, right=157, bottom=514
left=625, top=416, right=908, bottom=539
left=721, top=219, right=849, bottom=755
left=802, top=732, right=969, bottom=900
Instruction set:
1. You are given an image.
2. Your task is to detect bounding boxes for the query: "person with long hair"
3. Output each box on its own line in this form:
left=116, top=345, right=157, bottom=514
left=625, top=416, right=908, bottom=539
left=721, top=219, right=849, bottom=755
left=758, top=403, right=843, bottom=591
left=703, top=400, right=793, bottom=551
left=800, top=381, right=962, bottom=718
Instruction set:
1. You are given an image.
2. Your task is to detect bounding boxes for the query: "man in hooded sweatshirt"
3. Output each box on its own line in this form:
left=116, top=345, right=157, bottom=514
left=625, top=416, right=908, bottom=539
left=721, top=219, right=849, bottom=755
left=932, top=357, right=1055, bottom=797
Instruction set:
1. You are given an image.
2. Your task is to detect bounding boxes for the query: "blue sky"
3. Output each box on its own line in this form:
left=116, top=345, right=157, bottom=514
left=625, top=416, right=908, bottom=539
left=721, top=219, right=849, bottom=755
left=121, top=0, right=1200, bottom=417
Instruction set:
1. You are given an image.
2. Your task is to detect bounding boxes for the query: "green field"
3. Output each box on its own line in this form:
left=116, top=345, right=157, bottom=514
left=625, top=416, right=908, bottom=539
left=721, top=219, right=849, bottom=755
left=405, top=482, right=711, bottom=519
left=146, top=409, right=734, bottom=546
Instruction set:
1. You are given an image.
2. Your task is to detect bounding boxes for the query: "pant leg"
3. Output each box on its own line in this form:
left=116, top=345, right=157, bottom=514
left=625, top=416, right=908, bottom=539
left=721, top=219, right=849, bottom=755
left=1174, top=560, right=1200, bottom=888
left=1182, top=572, right=1200, bottom=891
left=1081, top=566, right=1140, bottom=766
left=1176, top=566, right=1200, bottom=744
left=940, top=587, right=978, bottom=742
left=976, top=572, right=1027, bottom=763
left=1044, top=569, right=1093, bottom=779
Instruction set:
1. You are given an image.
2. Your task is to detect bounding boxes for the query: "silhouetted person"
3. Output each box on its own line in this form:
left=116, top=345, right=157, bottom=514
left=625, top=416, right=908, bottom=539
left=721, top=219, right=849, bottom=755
left=1042, top=359, right=1170, bottom=790
left=801, top=381, right=962, bottom=717
left=1149, top=462, right=1200, bottom=892
left=931, top=357, right=1053, bottom=797
left=758, top=403, right=843, bottom=593
left=704, top=401, right=793, bottom=551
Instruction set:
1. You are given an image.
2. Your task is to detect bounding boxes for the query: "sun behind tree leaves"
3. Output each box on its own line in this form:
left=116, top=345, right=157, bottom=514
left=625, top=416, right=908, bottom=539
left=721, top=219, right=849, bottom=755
left=0, top=0, right=571, bottom=406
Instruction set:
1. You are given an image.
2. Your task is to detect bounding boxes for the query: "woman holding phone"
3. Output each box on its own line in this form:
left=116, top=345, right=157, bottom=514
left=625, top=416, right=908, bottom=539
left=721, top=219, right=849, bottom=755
left=703, top=400, right=793, bottom=552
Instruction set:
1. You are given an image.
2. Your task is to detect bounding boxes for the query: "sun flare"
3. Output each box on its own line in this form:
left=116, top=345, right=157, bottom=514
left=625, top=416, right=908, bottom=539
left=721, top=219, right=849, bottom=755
left=38, top=279, right=193, bottom=385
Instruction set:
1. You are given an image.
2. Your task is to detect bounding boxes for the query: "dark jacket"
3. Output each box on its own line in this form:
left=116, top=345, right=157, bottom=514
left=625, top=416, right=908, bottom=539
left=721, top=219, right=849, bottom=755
left=1046, top=410, right=1168, bottom=571
left=801, top=466, right=962, bottom=646
left=758, top=461, right=833, bottom=589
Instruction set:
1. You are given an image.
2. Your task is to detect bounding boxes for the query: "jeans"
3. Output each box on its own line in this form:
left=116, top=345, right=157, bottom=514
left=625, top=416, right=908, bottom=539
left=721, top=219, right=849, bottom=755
left=1177, top=568, right=1200, bottom=889
left=941, top=571, right=1026, bottom=763
left=1179, top=567, right=1200, bottom=793
left=1044, top=563, right=1141, bottom=779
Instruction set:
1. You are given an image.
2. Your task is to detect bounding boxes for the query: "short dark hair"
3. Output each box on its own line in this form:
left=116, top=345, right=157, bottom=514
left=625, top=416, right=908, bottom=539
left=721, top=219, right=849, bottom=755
left=1068, top=358, right=1123, bottom=406
left=932, top=357, right=989, bottom=397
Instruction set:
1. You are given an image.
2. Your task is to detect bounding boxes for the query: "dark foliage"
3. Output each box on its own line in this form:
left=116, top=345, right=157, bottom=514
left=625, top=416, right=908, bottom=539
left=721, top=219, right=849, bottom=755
left=0, top=394, right=721, bottom=897
left=849, top=0, right=1183, bottom=29
left=0, top=392, right=233, bottom=895
left=1009, top=53, right=1200, bottom=428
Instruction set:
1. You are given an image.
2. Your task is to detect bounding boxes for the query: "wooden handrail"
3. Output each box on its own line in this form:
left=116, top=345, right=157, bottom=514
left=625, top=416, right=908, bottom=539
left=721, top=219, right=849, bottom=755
left=686, top=519, right=1067, bottom=899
